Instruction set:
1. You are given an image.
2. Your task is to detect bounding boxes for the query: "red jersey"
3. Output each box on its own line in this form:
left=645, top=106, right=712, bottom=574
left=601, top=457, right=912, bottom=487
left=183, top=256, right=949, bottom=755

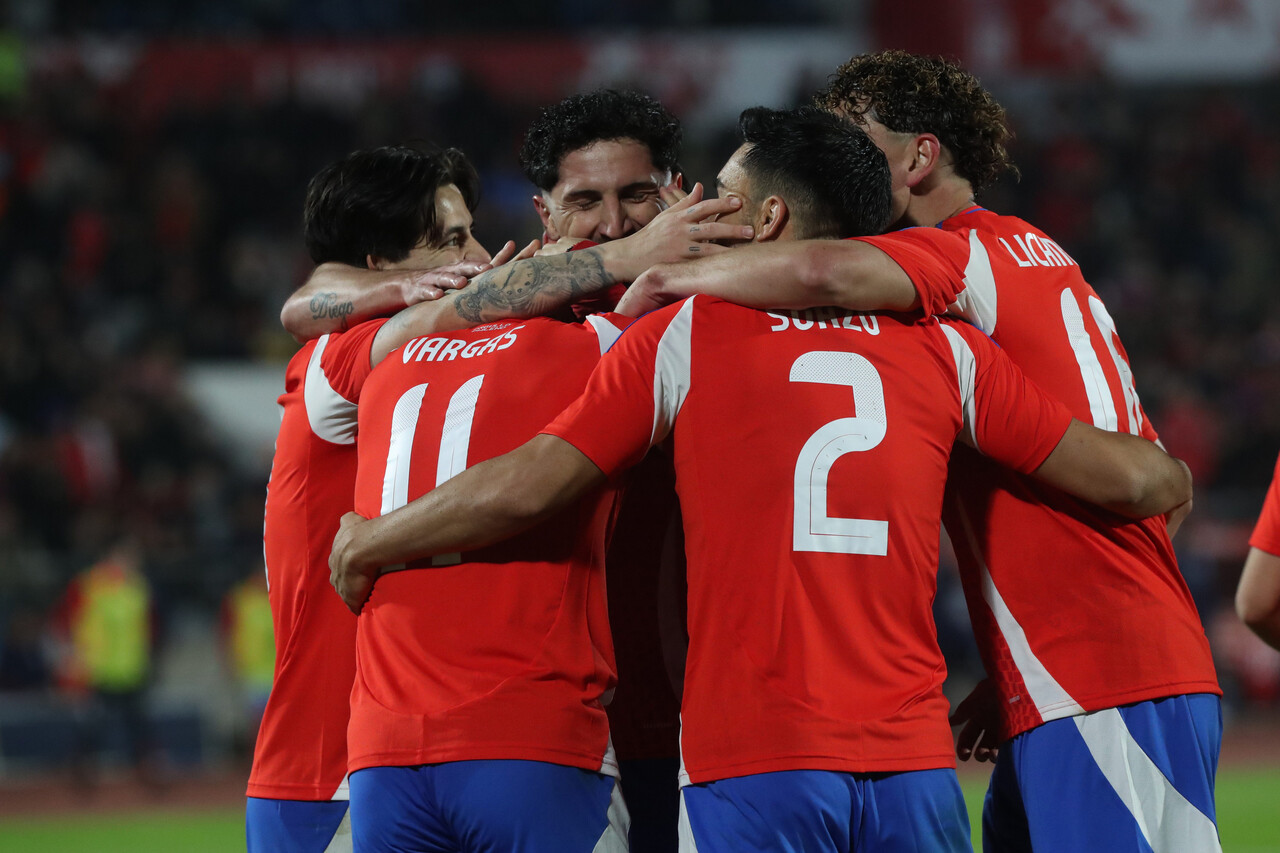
left=544, top=296, right=1072, bottom=784
left=1250, top=452, right=1280, bottom=556
left=874, top=208, right=1220, bottom=740
left=349, top=315, right=631, bottom=775
left=249, top=321, right=385, bottom=801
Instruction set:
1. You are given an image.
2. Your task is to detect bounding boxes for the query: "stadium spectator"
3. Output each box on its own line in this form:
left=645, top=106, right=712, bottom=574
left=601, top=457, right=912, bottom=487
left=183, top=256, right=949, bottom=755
left=329, top=104, right=1193, bottom=853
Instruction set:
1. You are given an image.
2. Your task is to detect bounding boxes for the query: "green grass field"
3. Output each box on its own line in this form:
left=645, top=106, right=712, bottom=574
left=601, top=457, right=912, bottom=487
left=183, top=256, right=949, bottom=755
left=0, top=768, right=1277, bottom=852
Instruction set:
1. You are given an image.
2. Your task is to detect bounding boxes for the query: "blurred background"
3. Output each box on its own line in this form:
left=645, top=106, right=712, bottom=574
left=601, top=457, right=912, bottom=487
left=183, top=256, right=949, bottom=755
left=1, top=0, right=1279, bottom=821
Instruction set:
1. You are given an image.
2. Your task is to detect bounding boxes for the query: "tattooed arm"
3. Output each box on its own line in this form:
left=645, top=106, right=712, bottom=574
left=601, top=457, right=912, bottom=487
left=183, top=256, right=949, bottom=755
left=280, top=261, right=488, bottom=342
left=369, top=249, right=617, bottom=365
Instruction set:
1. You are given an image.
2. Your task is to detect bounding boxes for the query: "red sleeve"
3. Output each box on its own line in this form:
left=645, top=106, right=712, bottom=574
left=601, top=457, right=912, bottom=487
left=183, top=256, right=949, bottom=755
left=1251, top=452, right=1280, bottom=556
left=320, top=319, right=388, bottom=402
left=543, top=303, right=686, bottom=477
left=945, top=320, right=1073, bottom=473
left=849, top=227, right=970, bottom=317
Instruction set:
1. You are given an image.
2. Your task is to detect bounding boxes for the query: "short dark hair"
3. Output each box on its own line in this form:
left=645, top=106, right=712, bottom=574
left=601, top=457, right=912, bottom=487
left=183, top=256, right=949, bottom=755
left=303, top=144, right=480, bottom=266
left=815, top=50, right=1018, bottom=191
left=737, top=106, right=892, bottom=240
left=518, top=89, right=682, bottom=191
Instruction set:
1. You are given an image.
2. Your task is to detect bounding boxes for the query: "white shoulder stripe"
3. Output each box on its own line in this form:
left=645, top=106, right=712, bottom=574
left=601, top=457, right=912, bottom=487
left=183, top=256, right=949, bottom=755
left=304, top=335, right=359, bottom=445
left=951, top=230, right=998, bottom=333
left=651, top=298, right=696, bottom=446
left=585, top=314, right=624, bottom=355
left=939, top=324, right=980, bottom=453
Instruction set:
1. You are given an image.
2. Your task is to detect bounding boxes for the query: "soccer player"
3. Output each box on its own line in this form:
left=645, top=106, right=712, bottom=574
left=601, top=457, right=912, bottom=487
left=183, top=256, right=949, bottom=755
left=252, top=143, right=745, bottom=853
left=618, top=51, right=1223, bottom=853
left=330, top=106, right=1192, bottom=853
left=1237, top=451, right=1280, bottom=649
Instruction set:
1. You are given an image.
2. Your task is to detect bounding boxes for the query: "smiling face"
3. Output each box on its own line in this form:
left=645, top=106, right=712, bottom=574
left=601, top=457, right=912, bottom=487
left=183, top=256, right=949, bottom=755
left=533, top=139, right=672, bottom=243
left=375, top=183, right=490, bottom=270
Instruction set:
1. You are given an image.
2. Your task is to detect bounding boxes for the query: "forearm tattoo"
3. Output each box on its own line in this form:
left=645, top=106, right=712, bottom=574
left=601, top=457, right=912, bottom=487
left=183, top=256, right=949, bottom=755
left=309, top=292, right=355, bottom=330
left=452, top=249, right=616, bottom=323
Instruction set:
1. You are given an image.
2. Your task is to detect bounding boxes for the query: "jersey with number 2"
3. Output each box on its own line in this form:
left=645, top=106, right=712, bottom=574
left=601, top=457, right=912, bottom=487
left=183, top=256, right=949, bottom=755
left=543, top=296, right=1073, bottom=784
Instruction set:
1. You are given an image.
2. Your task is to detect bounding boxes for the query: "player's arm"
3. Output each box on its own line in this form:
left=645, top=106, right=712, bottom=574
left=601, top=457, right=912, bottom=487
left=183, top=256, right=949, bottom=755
left=1030, top=420, right=1192, bottom=519
left=366, top=189, right=750, bottom=365
left=616, top=240, right=917, bottom=317
left=1236, top=548, right=1280, bottom=650
left=329, top=435, right=604, bottom=612
left=280, top=260, right=492, bottom=342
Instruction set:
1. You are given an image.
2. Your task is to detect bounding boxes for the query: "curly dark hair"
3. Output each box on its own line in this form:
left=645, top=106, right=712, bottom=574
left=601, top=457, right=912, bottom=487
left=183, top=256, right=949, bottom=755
left=303, top=144, right=480, bottom=267
left=518, top=89, right=682, bottom=191
left=737, top=106, right=892, bottom=240
left=815, top=50, right=1018, bottom=191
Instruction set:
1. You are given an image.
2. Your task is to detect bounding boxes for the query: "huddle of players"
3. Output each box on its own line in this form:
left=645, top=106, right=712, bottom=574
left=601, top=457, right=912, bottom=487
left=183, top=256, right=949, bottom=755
left=253, top=51, right=1224, bottom=853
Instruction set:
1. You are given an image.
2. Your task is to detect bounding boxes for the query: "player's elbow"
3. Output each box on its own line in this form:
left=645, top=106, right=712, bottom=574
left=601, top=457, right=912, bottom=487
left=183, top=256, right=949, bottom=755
left=1108, top=454, right=1193, bottom=519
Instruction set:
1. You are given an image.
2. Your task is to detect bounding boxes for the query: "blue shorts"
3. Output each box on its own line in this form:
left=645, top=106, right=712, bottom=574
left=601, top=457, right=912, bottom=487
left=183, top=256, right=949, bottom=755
left=246, top=797, right=351, bottom=853
left=349, top=760, right=628, bottom=853
left=983, top=693, right=1222, bottom=853
left=679, top=768, right=971, bottom=853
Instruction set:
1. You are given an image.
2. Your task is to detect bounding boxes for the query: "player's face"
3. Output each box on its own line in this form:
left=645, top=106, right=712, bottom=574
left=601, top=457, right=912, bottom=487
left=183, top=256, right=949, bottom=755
left=389, top=183, right=491, bottom=270
left=535, top=139, right=673, bottom=243
left=712, top=144, right=758, bottom=244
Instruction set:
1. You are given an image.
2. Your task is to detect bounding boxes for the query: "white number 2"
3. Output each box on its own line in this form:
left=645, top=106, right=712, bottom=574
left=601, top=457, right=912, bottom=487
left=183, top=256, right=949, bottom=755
left=790, top=351, right=889, bottom=556
left=380, top=375, right=485, bottom=568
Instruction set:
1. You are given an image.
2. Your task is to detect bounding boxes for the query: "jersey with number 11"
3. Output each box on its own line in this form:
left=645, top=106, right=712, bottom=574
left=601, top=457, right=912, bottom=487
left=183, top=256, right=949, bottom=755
left=348, top=315, right=629, bottom=776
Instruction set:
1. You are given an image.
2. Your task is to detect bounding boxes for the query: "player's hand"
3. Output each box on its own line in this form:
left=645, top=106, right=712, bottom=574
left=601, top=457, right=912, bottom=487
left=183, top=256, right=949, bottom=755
left=534, top=237, right=581, bottom=256
left=490, top=239, right=543, bottom=267
left=615, top=263, right=682, bottom=317
left=600, top=183, right=754, bottom=281
left=950, top=678, right=1001, bottom=763
left=658, top=183, right=689, bottom=209
left=399, top=261, right=491, bottom=304
left=330, top=512, right=382, bottom=614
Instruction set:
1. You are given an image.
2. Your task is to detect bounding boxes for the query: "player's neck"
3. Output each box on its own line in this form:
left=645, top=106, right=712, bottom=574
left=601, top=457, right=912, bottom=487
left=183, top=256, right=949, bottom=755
left=903, top=179, right=978, bottom=228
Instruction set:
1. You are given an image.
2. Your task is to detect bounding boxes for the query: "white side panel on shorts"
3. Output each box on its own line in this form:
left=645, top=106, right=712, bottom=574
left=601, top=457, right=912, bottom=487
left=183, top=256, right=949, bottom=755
left=322, top=808, right=352, bottom=853
left=591, top=777, right=632, bottom=853
left=678, top=790, right=702, bottom=853
left=952, top=500, right=1085, bottom=720
left=1073, top=708, right=1222, bottom=853
left=304, top=335, right=359, bottom=445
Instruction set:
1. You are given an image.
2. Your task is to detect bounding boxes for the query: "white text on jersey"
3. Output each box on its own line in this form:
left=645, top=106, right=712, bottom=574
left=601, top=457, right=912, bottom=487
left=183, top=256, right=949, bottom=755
left=997, top=233, right=1077, bottom=268
left=401, top=326, right=525, bottom=364
left=766, top=309, right=880, bottom=335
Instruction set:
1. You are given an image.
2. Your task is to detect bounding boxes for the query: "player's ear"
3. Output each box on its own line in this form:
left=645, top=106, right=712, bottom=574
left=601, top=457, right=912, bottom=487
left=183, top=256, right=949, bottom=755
left=673, top=172, right=684, bottom=190
left=755, top=196, right=789, bottom=243
left=905, top=133, right=944, bottom=189
left=367, top=254, right=387, bottom=270
left=533, top=194, right=559, bottom=240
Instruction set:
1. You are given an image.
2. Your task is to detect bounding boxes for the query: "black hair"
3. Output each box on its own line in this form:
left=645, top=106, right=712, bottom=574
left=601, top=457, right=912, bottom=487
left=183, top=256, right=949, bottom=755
left=518, top=89, right=682, bottom=191
left=303, top=144, right=480, bottom=266
left=737, top=106, right=892, bottom=239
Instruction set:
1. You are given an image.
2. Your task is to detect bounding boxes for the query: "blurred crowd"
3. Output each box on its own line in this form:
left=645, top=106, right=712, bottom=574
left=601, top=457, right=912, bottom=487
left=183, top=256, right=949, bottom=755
left=1, top=43, right=1279, bottom=773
